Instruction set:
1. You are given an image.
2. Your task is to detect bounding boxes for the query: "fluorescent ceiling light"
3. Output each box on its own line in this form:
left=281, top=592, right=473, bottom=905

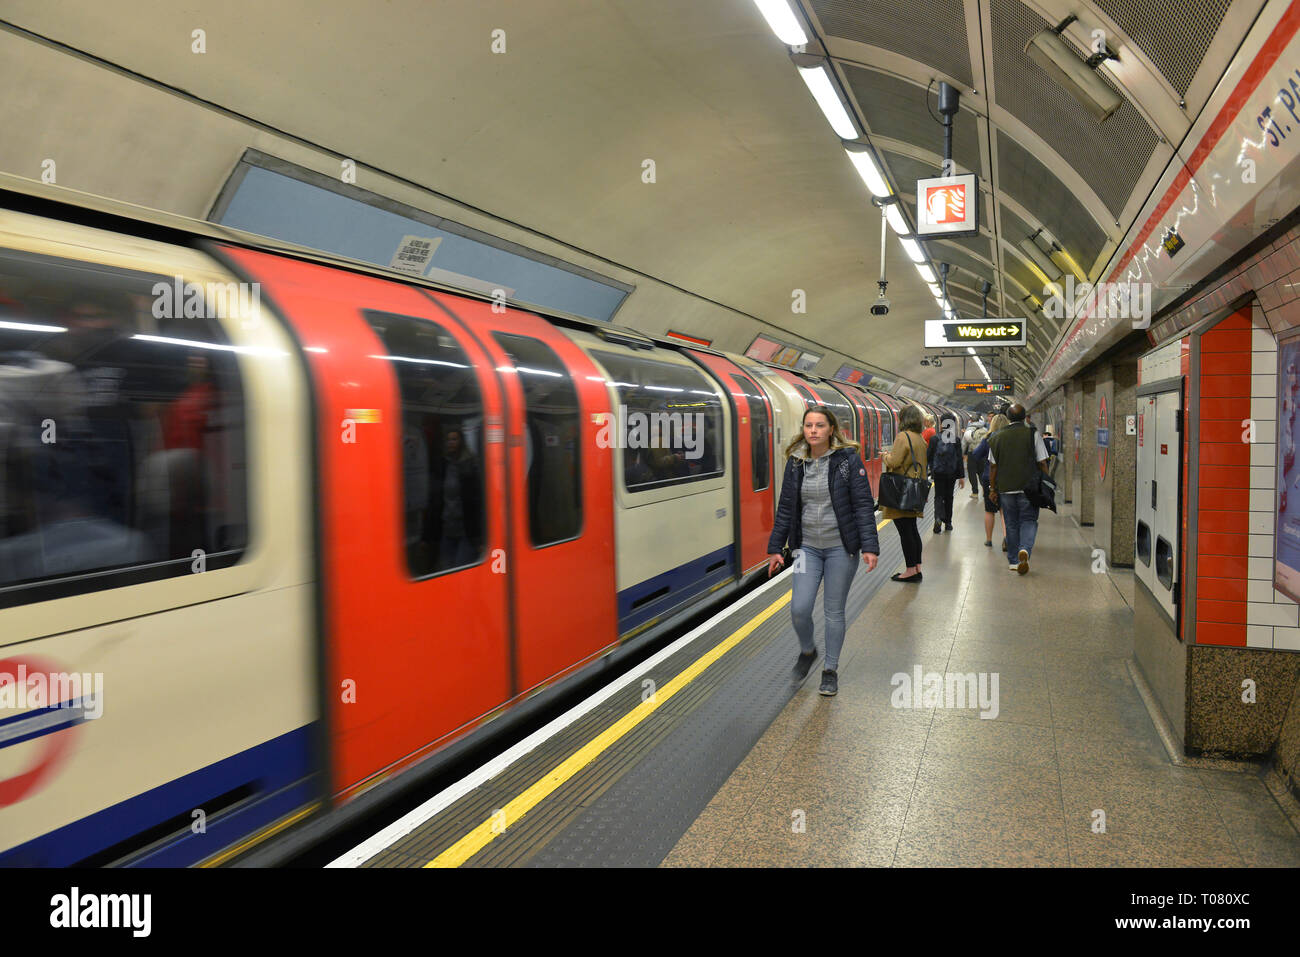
left=900, top=237, right=925, bottom=263
left=886, top=204, right=909, bottom=235
left=752, top=0, right=808, bottom=45
left=917, top=264, right=936, bottom=284
left=844, top=145, right=890, bottom=197
left=1018, top=237, right=1063, bottom=281
left=796, top=63, right=858, bottom=139
left=928, top=283, right=943, bottom=297
left=1024, top=28, right=1123, bottom=122
left=1052, top=246, right=1088, bottom=282
left=966, top=346, right=976, bottom=355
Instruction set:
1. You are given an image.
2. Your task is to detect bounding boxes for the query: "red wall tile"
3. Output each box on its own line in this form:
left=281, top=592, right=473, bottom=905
left=1200, top=329, right=1253, bottom=352
left=1199, top=443, right=1251, bottom=466
left=1198, top=488, right=1250, bottom=511
left=1200, top=420, right=1254, bottom=443
left=1197, top=531, right=1248, bottom=555
left=1201, top=375, right=1252, bottom=398
left=1197, top=554, right=1250, bottom=578
left=1197, top=599, right=1247, bottom=623
left=1199, top=351, right=1253, bottom=374
left=1199, top=398, right=1251, bottom=420
left=1196, top=622, right=1247, bottom=647
left=1196, top=577, right=1248, bottom=602
left=1197, top=510, right=1249, bottom=535
left=1198, top=465, right=1249, bottom=488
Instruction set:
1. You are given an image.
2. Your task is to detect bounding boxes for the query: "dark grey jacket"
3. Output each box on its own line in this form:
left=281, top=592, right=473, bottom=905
left=767, top=447, right=880, bottom=556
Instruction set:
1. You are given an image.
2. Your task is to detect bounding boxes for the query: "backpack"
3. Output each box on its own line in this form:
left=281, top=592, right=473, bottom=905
left=932, top=436, right=961, bottom=476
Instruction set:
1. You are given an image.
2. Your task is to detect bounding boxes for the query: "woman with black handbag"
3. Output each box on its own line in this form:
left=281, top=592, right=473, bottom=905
left=880, top=405, right=929, bottom=583
left=766, top=406, right=880, bottom=697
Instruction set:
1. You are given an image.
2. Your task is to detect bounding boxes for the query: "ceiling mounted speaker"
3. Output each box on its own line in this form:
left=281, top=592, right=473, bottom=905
left=1025, top=28, right=1123, bottom=122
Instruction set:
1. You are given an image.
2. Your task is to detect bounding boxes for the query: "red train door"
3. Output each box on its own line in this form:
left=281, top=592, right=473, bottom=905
left=687, top=350, right=774, bottom=575
left=219, top=247, right=511, bottom=799
left=421, top=291, right=618, bottom=693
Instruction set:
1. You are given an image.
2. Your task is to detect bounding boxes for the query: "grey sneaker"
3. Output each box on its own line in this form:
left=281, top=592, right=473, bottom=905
left=818, top=669, right=838, bottom=696
left=793, top=650, right=818, bottom=681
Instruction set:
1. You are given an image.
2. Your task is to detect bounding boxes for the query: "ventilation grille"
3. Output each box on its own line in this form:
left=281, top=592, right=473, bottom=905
left=1091, top=0, right=1232, bottom=97
left=997, top=133, right=1108, bottom=271
left=883, top=150, right=947, bottom=191
left=842, top=66, right=982, bottom=175
left=989, top=0, right=1158, bottom=219
left=812, top=0, right=974, bottom=87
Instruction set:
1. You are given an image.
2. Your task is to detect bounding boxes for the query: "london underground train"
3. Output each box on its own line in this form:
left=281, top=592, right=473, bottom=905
left=0, top=183, right=965, bottom=866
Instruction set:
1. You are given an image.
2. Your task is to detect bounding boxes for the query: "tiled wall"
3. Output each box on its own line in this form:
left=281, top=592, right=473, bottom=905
left=1193, top=307, right=1300, bottom=649
left=1245, top=305, right=1300, bottom=651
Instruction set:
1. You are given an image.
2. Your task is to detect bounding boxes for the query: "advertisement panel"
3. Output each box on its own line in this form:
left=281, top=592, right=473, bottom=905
left=1276, top=333, right=1300, bottom=601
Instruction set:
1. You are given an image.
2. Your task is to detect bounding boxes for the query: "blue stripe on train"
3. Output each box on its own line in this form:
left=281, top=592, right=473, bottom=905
left=618, top=544, right=734, bottom=635
left=0, top=724, right=318, bottom=867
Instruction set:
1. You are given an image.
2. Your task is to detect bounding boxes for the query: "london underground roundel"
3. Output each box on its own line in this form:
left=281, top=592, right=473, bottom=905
left=0, top=655, right=85, bottom=807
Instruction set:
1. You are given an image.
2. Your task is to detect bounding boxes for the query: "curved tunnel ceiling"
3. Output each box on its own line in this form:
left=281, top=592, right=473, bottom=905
left=808, top=0, right=1262, bottom=393
left=0, top=0, right=1267, bottom=398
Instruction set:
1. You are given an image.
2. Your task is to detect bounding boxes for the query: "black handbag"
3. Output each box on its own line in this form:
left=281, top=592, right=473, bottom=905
left=1026, top=471, right=1058, bottom=512
left=878, top=433, right=932, bottom=513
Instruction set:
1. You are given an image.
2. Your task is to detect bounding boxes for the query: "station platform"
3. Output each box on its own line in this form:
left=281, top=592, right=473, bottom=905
left=336, top=493, right=1300, bottom=869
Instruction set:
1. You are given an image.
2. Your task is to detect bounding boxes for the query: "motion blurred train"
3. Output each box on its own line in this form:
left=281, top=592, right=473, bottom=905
left=0, top=180, right=966, bottom=865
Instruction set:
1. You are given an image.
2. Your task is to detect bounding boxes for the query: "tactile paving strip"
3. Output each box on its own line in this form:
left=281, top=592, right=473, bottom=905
left=363, top=504, right=931, bottom=868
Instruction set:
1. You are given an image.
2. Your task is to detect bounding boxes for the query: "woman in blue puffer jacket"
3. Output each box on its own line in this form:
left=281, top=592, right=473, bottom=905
left=767, top=405, right=880, bottom=697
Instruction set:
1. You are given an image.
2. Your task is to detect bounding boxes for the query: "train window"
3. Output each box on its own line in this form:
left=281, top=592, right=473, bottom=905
left=0, top=253, right=248, bottom=606
left=592, top=350, right=724, bottom=492
left=729, top=374, right=770, bottom=492
left=818, top=387, right=856, bottom=443
left=363, top=311, right=486, bottom=578
left=492, top=333, right=582, bottom=547
left=790, top=380, right=818, bottom=410
left=872, top=396, right=895, bottom=447
left=846, top=389, right=875, bottom=458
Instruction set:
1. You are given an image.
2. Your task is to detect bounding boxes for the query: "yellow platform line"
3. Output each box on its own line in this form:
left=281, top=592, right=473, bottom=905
left=425, top=588, right=793, bottom=867
left=426, top=521, right=894, bottom=868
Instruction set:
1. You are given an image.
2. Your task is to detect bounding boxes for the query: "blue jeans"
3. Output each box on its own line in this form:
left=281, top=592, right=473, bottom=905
left=1000, top=493, right=1040, bottom=560
left=791, top=545, right=859, bottom=671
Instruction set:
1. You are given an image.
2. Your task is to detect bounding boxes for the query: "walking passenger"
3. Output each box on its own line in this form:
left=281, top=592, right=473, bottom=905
left=927, top=415, right=964, bottom=533
left=767, top=406, right=880, bottom=697
left=921, top=413, right=936, bottom=445
left=988, top=403, right=1050, bottom=575
left=962, top=415, right=987, bottom=498
left=881, top=404, right=927, bottom=583
left=1043, top=426, right=1061, bottom=482
left=969, top=414, right=1006, bottom=549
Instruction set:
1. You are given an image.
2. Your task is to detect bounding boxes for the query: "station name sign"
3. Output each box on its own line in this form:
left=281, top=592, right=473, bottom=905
left=954, top=379, right=1014, bottom=394
left=924, top=318, right=1026, bottom=348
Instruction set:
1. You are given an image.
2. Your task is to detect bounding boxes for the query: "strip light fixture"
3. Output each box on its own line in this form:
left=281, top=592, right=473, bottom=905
left=793, top=58, right=859, bottom=139
left=751, top=0, right=808, bottom=45
left=756, top=5, right=949, bottom=320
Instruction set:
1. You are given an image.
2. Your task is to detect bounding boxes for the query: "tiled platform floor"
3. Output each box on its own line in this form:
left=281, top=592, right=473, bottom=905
left=662, top=492, right=1300, bottom=867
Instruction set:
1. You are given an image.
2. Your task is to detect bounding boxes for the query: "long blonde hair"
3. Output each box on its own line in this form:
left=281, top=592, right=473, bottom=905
left=987, top=413, right=1010, bottom=435
left=784, top=405, right=860, bottom=458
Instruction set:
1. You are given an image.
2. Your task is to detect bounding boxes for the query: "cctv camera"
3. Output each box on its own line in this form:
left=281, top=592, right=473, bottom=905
left=870, top=294, right=890, bottom=317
